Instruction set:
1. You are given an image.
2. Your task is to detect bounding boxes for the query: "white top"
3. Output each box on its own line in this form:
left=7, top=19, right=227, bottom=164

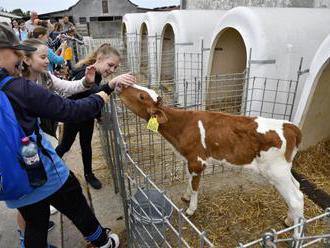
left=25, top=20, right=34, bottom=33
left=37, top=73, right=89, bottom=98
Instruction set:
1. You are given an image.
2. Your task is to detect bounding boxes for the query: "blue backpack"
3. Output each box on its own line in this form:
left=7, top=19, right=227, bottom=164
left=0, top=75, right=34, bottom=200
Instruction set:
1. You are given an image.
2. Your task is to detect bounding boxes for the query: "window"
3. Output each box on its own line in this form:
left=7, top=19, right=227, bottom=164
left=79, top=17, right=87, bottom=24
left=102, top=0, right=109, bottom=13
left=90, top=16, right=122, bottom=22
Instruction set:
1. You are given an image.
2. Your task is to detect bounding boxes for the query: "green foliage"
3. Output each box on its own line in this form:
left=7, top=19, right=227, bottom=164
left=0, top=6, right=29, bottom=17
left=11, top=8, right=25, bottom=17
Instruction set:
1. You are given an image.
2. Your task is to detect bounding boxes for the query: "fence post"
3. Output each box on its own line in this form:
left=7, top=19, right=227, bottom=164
left=109, top=96, right=131, bottom=246
left=244, top=48, right=252, bottom=115
left=289, top=57, right=307, bottom=121
left=102, top=105, right=120, bottom=193
left=155, top=32, right=159, bottom=82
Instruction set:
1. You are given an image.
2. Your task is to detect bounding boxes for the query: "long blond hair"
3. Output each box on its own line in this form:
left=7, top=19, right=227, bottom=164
left=76, top=43, right=121, bottom=68
left=21, top=39, right=46, bottom=78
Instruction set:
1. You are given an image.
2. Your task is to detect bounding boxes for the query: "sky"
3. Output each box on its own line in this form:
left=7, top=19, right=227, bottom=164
left=0, top=0, right=180, bottom=14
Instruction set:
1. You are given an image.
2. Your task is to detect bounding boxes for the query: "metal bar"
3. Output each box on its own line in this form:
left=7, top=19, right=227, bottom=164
left=284, top=80, right=293, bottom=119
left=175, top=42, right=194, bottom=46
left=250, top=59, right=276, bottom=64
left=269, top=79, right=280, bottom=118
left=244, top=48, right=252, bottom=115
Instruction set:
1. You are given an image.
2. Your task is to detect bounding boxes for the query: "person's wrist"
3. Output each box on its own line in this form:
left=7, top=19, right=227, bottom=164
left=82, top=79, right=92, bottom=88
left=108, top=80, right=116, bottom=90
left=102, top=84, right=114, bottom=95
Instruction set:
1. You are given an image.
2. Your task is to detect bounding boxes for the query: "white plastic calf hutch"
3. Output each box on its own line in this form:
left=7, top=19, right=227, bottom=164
left=159, top=10, right=226, bottom=106
left=139, top=12, right=169, bottom=83
left=294, top=33, right=330, bottom=150
left=122, top=13, right=145, bottom=72
left=207, top=7, right=330, bottom=119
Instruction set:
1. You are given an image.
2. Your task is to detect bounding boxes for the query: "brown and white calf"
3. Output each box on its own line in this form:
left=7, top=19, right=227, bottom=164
left=119, top=84, right=303, bottom=227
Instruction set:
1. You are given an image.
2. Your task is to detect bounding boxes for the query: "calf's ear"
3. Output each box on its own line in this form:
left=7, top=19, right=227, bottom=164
left=152, top=109, right=168, bottom=124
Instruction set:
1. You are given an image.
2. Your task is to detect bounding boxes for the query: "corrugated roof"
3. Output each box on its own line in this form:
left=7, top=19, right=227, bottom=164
left=152, top=5, right=180, bottom=11
left=39, top=0, right=152, bottom=16
left=0, top=11, right=22, bottom=19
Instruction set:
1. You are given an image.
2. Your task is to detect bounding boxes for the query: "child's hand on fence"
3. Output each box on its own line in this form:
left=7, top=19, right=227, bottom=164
left=84, top=65, right=96, bottom=87
left=108, top=73, right=136, bottom=90
left=96, top=91, right=110, bottom=104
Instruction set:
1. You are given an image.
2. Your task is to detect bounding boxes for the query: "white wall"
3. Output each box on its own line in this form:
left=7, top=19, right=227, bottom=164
left=294, top=33, right=330, bottom=149
left=208, top=7, right=330, bottom=118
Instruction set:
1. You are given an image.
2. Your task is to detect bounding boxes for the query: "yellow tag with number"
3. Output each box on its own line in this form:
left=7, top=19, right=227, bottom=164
left=147, top=117, right=159, bottom=133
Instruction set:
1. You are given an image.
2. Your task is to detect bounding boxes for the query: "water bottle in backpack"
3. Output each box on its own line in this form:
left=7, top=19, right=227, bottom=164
left=21, top=137, right=47, bottom=188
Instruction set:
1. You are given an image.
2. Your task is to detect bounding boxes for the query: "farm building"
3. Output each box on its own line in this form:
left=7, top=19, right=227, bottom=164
left=207, top=7, right=330, bottom=119
left=138, top=11, right=169, bottom=82
left=39, top=0, right=149, bottom=38
left=121, top=13, right=146, bottom=72
left=154, top=10, right=226, bottom=107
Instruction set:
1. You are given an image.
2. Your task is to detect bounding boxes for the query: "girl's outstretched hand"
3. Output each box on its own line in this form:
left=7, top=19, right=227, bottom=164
left=108, top=73, right=136, bottom=90
left=84, top=65, right=96, bottom=87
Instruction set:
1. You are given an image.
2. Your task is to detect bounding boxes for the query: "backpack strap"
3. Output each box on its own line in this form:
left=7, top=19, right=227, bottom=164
left=0, top=75, right=13, bottom=90
left=33, top=123, right=54, bottom=163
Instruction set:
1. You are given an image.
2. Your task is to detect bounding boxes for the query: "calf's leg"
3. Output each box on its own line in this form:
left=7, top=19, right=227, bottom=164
left=186, top=173, right=201, bottom=216
left=265, top=162, right=304, bottom=232
left=182, top=166, right=192, bottom=203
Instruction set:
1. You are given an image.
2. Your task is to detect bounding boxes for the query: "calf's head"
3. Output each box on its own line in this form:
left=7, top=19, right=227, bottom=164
left=118, top=84, right=168, bottom=124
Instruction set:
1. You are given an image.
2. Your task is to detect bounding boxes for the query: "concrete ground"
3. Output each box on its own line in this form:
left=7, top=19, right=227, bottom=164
left=0, top=126, right=125, bottom=248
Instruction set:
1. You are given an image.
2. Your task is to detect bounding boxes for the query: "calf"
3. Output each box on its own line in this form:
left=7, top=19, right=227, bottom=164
left=119, top=85, right=303, bottom=227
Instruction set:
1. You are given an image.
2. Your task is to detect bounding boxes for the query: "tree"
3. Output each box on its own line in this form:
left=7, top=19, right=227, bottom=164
left=11, top=8, right=25, bottom=17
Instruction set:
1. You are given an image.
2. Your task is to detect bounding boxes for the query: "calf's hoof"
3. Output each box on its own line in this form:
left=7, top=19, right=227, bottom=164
left=185, top=208, right=195, bottom=216
left=284, top=217, right=294, bottom=227
left=181, top=196, right=190, bottom=204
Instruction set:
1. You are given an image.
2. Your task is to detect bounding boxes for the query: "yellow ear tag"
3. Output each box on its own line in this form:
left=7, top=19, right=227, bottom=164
left=147, top=116, right=159, bottom=133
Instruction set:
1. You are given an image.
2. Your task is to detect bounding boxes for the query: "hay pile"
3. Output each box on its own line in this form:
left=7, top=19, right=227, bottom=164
left=172, top=182, right=324, bottom=248
left=294, top=139, right=330, bottom=193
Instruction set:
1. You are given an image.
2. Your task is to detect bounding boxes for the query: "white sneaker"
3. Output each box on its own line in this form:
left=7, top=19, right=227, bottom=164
left=99, top=229, right=119, bottom=248
left=50, top=205, right=58, bottom=215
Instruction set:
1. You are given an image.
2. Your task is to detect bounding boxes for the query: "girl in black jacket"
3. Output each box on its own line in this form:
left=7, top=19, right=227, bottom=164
left=56, top=43, right=136, bottom=189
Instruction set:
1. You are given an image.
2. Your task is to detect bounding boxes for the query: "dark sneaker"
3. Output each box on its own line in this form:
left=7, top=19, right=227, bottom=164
left=48, top=221, right=55, bottom=232
left=85, top=174, right=102, bottom=190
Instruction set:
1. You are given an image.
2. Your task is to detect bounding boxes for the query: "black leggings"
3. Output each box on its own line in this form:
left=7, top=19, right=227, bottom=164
left=18, top=172, right=108, bottom=248
left=56, top=120, right=94, bottom=175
